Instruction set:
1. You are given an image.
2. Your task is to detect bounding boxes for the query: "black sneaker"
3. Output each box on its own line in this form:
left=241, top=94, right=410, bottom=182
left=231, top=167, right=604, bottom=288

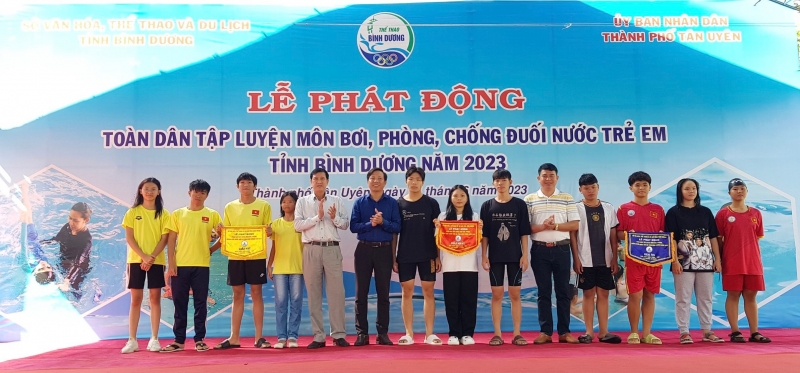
left=333, top=338, right=350, bottom=347
left=307, top=341, right=326, bottom=349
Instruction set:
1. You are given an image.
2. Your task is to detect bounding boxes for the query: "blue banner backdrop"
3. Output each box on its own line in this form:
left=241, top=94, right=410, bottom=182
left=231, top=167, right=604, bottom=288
left=1, top=1, right=799, bottom=342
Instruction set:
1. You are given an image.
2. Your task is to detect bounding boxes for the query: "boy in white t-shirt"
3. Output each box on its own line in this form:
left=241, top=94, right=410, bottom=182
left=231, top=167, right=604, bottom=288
left=569, top=174, right=622, bottom=344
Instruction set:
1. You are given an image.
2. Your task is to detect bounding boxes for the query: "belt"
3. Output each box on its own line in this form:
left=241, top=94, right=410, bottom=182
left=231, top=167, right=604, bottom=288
left=533, top=239, right=571, bottom=247
left=307, top=241, right=340, bottom=247
left=359, top=240, right=391, bottom=248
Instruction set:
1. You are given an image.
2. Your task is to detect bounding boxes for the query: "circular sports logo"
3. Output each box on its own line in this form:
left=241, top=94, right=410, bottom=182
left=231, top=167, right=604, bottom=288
left=357, top=13, right=414, bottom=68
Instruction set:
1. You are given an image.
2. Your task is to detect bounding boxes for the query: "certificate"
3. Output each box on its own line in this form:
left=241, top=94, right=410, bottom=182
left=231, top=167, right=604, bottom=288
left=220, top=226, right=267, bottom=260
left=436, top=221, right=482, bottom=256
left=625, top=232, right=675, bottom=267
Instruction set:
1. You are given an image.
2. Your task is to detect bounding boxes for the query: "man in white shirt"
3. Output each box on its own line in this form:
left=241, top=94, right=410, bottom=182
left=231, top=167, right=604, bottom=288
left=524, top=163, right=581, bottom=344
left=294, top=167, right=351, bottom=349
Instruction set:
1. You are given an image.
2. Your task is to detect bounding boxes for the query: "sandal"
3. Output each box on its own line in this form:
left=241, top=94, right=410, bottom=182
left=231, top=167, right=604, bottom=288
left=159, top=343, right=184, bottom=353
left=702, top=332, right=724, bottom=343
left=729, top=331, right=746, bottom=343
left=643, top=334, right=662, bottom=345
left=512, top=335, right=528, bottom=346
left=599, top=334, right=621, bottom=344
left=255, top=338, right=271, bottom=348
left=398, top=335, right=414, bottom=346
left=195, top=341, right=210, bottom=352
left=627, top=333, right=640, bottom=345
left=214, top=339, right=240, bottom=350
left=749, top=332, right=772, bottom=343
left=578, top=334, right=592, bottom=344
left=489, top=335, right=504, bottom=346
left=680, top=333, right=694, bottom=344
left=424, top=334, right=442, bottom=345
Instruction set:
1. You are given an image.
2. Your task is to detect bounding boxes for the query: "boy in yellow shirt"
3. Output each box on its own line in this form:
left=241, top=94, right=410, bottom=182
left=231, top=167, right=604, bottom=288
left=215, top=172, right=273, bottom=350
left=160, top=179, right=221, bottom=353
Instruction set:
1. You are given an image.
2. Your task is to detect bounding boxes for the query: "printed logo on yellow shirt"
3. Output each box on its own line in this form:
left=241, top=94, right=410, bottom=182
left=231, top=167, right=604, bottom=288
left=202, top=216, right=209, bottom=223
left=135, top=216, right=142, bottom=220
left=251, top=209, right=260, bottom=217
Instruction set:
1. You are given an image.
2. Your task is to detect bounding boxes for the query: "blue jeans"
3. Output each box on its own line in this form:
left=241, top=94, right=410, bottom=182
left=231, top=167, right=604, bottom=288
left=273, top=274, right=304, bottom=340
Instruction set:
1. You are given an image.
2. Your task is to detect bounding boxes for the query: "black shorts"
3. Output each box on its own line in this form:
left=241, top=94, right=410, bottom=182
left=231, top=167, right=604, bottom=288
left=127, top=263, right=166, bottom=289
left=578, top=266, right=615, bottom=291
left=227, top=259, right=268, bottom=286
left=489, top=262, right=522, bottom=287
left=398, top=260, right=437, bottom=283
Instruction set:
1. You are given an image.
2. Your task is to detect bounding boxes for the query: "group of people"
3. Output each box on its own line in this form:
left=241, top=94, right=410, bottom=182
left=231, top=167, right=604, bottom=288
left=118, top=163, right=771, bottom=353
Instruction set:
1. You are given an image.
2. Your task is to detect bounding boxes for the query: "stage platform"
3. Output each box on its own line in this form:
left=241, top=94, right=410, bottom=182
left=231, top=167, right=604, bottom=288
left=1, top=329, right=797, bottom=373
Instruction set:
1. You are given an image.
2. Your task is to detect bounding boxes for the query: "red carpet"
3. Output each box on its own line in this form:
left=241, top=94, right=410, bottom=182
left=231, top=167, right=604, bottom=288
left=2, top=329, right=798, bottom=372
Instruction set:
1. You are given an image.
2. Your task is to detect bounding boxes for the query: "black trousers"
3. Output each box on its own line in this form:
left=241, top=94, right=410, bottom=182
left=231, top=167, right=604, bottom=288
left=443, top=271, right=478, bottom=338
left=171, top=266, right=210, bottom=344
left=531, top=244, right=572, bottom=335
left=354, top=243, right=393, bottom=335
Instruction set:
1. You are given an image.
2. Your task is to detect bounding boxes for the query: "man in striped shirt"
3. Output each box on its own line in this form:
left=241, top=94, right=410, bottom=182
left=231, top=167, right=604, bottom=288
left=524, top=163, right=581, bottom=344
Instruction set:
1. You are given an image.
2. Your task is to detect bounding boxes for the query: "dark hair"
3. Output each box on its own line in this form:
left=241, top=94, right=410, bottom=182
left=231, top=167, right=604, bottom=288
left=133, top=177, right=165, bottom=219
left=34, top=268, right=55, bottom=285
left=405, top=166, right=425, bottom=181
left=538, top=163, right=558, bottom=175
left=279, top=191, right=299, bottom=217
left=578, top=173, right=598, bottom=186
left=445, top=185, right=473, bottom=221
left=310, top=167, right=329, bottom=180
left=236, top=172, right=258, bottom=187
left=676, top=178, right=701, bottom=207
left=367, top=167, right=387, bottom=181
left=71, top=202, right=92, bottom=220
left=189, top=179, right=211, bottom=193
left=627, top=171, right=651, bottom=186
left=492, top=168, right=511, bottom=180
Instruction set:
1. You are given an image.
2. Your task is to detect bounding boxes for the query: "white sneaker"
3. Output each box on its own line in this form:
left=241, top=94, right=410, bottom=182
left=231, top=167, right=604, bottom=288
left=287, top=339, right=299, bottom=348
left=121, top=339, right=139, bottom=354
left=146, top=338, right=161, bottom=352
left=274, top=340, right=286, bottom=349
left=461, top=336, right=475, bottom=345
left=447, top=336, right=460, bottom=346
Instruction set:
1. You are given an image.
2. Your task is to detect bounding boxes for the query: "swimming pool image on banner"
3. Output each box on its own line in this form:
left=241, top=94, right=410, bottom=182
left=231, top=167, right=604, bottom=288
left=1, top=0, right=799, bottom=342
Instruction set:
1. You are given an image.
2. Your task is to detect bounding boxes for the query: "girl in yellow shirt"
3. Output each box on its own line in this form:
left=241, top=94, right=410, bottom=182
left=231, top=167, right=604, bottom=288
left=267, top=192, right=304, bottom=348
left=121, top=178, right=170, bottom=354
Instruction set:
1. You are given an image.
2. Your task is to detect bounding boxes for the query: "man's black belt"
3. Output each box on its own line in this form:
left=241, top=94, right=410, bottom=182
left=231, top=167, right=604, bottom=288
left=532, top=239, right=571, bottom=247
left=359, top=240, right=391, bottom=248
left=307, top=241, right=340, bottom=247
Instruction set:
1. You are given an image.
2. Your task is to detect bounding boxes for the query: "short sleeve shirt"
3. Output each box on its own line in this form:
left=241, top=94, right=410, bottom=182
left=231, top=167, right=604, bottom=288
left=167, top=207, right=222, bottom=267
left=715, top=206, right=764, bottom=275
left=122, top=205, right=170, bottom=265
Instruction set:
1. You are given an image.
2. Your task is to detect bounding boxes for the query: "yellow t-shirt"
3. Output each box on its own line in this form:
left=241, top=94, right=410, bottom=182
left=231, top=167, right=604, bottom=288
left=222, top=198, right=272, bottom=260
left=122, top=205, right=170, bottom=265
left=167, top=206, right=222, bottom=267
left=271, top=217, right=303, bottom=274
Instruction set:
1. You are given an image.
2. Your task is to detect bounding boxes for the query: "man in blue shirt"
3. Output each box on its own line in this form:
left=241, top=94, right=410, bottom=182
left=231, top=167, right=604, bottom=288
left=350, top=167, right=402, bottom=346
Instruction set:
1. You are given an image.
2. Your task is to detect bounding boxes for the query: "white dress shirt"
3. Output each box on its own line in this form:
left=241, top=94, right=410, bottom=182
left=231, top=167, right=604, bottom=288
left=294, top=193, right=350, bottom=243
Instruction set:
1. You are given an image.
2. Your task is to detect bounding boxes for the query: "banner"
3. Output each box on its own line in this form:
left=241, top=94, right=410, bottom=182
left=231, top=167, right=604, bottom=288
left=220, top=226, right=267, bottom=260
left=625, top=232, right=675, bottom=267
left=1, top=1, right=799, bottom=342
left=436, top=221, right=482, bottom=256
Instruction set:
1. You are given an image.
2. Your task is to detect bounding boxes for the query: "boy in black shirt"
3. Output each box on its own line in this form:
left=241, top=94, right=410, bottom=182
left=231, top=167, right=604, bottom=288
left=480, top=169, right=531, bottom=346
left=396, top=166, right=442, bottom=345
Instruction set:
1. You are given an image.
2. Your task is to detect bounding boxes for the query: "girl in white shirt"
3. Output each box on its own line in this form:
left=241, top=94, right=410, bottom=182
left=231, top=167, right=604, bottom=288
left=436, top=185, right=481, bottom=346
